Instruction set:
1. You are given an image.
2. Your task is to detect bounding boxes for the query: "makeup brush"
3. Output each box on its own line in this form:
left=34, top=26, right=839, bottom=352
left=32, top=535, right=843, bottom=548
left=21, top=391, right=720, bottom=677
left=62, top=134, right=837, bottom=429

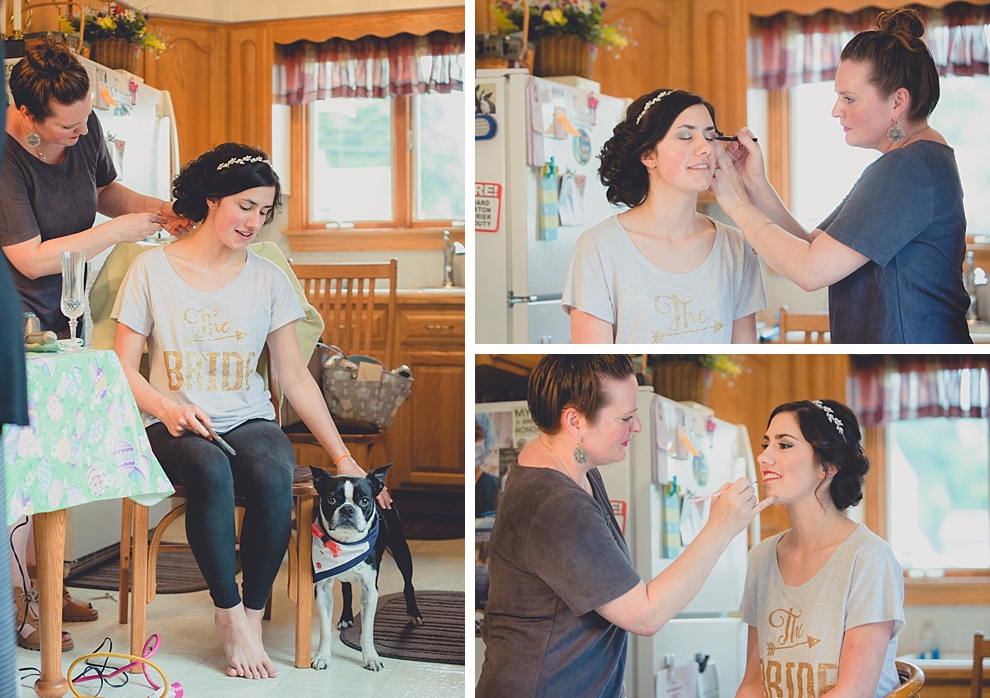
left=716, top=136, right=758, bottom=142
left=690, top=481, right=759, bottom=504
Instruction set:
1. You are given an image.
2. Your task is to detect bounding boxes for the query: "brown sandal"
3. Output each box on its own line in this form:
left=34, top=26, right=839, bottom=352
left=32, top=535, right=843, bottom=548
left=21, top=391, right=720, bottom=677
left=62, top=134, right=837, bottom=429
left=62, top=586, right=98, bottom=622
left=13, top=587, right=74, bottom=651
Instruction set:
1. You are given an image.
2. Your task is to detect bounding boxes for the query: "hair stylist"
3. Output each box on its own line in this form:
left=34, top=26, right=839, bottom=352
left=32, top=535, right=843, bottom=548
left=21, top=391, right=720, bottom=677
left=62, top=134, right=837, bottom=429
left=0, top=38, right=193, bottom=337
left=476, top=355, right=776, bottom=698
left=710, top=8, right=969, bottom=343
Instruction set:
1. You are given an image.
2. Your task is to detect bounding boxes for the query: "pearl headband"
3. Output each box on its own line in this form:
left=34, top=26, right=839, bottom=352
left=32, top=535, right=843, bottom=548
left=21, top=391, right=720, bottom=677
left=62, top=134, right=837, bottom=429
left=217, top=155, right=269, bottom=171
left=636, top=90, right=673, bottom=125
left=811, top=400, right=846, bottom=441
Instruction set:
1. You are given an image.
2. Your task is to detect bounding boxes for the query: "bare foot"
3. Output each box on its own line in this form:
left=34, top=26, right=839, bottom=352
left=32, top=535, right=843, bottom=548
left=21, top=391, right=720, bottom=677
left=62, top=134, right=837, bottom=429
left=214, top=605, right=278, bottom=679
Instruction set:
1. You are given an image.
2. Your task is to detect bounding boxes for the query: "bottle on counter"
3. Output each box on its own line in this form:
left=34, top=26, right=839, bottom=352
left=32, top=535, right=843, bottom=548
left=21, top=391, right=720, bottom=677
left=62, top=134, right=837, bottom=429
left=919, top=620, right=940, bottom=660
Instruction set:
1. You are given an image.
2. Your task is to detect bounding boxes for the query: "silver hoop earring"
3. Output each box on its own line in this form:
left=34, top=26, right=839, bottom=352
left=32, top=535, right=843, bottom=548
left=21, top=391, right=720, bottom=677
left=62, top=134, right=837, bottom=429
left=887, top=123, right=905, bottom=143
left=25, top=131, right=41, bottom=148
left=573, top=444, right=588, bottom=465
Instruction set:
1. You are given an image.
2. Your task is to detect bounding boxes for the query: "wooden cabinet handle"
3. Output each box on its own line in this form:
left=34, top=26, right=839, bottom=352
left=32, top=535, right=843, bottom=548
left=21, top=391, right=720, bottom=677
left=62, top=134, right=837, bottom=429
left=425, top=324, right=452, bottom=330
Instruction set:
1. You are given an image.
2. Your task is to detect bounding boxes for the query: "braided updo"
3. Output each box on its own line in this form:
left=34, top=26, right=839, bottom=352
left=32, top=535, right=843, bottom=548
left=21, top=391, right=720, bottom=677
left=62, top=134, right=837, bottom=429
left=768, top=400, right=869, bottom=511
left=840, top=7, right=939, bottom=121
left=171, top=143, right=282, bottom=224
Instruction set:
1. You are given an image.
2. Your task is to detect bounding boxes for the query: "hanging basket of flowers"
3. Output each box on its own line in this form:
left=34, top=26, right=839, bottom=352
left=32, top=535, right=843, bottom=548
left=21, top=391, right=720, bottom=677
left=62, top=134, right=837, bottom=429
left=60, top=3, right=167, bottom=73
left=494, top=0, right=629, bottom=79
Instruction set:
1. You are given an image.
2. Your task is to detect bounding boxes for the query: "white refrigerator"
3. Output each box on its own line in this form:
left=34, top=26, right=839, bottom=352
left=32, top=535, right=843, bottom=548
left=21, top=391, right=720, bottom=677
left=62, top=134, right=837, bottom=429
left=4, top=53, right=179, bottom=569
left=475, top=386, right=759, bottom=697
left=475, top=69, right=627, bottom=344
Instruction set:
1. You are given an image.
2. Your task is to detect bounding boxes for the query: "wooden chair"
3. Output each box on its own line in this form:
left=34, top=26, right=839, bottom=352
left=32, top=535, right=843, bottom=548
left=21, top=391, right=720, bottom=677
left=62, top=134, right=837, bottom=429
left=288, top=260, right=399, bottom=469
left=887, top=661, right=925, bottom=698
left=118, top=361, right=320, bottom=669
left=973, top=631, right=990, bottom=698
left=779, top=306, right=830, bottom=343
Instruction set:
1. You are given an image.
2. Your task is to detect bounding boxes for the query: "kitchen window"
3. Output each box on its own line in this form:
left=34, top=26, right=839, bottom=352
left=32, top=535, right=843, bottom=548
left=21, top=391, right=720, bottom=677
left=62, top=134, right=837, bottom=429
left=787, top=75, right=990, bottom=235
left=854, top=357, right=990, bottom=604
left=304, top=91, right=465, bottom=229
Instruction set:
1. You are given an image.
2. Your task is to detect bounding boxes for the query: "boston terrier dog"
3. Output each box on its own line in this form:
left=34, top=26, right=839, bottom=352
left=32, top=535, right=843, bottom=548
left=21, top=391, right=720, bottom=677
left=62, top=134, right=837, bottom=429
left=309, top=464, right=415, bottom=671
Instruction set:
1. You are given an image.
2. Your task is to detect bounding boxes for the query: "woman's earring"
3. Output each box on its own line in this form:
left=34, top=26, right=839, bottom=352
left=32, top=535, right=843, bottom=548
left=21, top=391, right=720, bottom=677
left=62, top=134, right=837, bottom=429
left=25, top=129, right=41, bottom=148
left=887, top=122, right=905, bottom=143
left=573, top=443, right=588, bottom=465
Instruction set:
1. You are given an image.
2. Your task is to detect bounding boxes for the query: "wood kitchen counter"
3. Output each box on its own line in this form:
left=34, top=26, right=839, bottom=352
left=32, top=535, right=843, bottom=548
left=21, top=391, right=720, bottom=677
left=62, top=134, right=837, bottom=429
left=904, top=657, right=989, bottom=698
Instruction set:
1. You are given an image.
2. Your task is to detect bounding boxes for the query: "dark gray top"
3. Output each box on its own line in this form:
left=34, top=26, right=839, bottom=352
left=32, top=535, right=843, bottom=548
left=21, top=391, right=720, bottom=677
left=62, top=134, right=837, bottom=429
left=0, top=110, right=116, bottom=337
left=821, top=140, right=970, bottom=343
left=477, top=465, right=641, bottom=698
left=0, top=42, right=28, bottom=427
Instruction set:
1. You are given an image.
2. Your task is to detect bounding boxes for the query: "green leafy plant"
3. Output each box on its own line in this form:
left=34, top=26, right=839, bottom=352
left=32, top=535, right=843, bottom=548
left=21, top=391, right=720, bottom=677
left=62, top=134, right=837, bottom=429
left=494, top=0, right=630, bottom=52
left=60, top=3, right=167, bottom=52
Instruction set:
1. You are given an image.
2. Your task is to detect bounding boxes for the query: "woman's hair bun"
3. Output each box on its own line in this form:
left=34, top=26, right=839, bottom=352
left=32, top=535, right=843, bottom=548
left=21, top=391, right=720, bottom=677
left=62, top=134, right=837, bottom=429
left=876, top=7, right=925, bottom=46
left=27, top=40, right=74, bottom=73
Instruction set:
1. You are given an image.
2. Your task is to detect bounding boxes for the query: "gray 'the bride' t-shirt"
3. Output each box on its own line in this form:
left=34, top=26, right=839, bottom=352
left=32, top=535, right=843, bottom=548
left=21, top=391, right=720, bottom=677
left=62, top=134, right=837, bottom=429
left=562, top=215, right=766, bottom=344
left=111, top=247, right=303, bottom=433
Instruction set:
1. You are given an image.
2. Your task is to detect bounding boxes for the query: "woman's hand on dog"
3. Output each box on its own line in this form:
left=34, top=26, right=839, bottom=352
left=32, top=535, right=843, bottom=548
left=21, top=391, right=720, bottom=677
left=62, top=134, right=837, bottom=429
left=335, top=455, right=393, bottom=509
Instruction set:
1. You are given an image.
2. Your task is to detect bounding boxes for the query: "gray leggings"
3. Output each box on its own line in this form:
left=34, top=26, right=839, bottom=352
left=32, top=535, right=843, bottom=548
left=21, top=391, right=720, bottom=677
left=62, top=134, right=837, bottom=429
left=146, top=419, right=294, bottom=610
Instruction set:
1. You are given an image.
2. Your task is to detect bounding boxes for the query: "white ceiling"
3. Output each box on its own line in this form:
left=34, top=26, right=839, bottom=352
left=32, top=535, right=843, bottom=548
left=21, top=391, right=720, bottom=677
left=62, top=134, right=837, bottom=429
left=147, top=0, right=463, bottom=23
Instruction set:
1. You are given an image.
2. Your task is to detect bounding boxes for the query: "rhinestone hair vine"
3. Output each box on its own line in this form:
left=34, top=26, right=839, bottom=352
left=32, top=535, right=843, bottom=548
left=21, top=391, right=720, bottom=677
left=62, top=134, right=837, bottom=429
left=636, top=90, right=673, bottom=125
left=217, top=155, right=269, bottom=171
left=811, top=400, right=846, bottom=441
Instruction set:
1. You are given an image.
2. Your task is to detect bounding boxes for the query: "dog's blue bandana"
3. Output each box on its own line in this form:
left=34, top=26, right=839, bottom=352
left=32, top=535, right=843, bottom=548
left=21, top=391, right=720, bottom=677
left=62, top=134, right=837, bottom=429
left=311, top=512, right=379, bottom=582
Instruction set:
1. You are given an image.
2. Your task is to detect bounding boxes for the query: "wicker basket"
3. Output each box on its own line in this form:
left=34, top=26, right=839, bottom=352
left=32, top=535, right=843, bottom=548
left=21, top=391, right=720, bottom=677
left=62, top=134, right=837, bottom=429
left=533, top=34, right=594, bottom=78
left=89, top=38, right=139, bottom=72
left=652, top=360, right=708, bottom=404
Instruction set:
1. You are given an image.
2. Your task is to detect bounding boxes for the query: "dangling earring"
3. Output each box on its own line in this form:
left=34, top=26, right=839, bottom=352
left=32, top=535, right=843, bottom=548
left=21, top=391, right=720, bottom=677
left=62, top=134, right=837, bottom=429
left=887, top=122, right=905, bottom=143
left=22, top=114, right=41, bottom=148
left=573, top=443, right=588, bottom=465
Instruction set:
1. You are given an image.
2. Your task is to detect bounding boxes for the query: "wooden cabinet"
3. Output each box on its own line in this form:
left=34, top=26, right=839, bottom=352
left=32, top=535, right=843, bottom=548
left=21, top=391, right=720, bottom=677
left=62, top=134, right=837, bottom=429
left=594, top=0, right=748, bottom=133
left=381, top=291, right=465, bottom=491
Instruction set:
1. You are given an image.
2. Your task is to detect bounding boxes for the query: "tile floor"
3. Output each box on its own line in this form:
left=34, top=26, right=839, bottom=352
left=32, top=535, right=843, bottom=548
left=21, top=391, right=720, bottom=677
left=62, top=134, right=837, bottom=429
left=15, top=537, right=466, bottom=697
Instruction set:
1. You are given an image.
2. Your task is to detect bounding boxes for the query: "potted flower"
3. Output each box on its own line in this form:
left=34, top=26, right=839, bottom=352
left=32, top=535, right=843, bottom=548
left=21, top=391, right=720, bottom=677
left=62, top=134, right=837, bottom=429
left=493, top=0, right=629, bottom=79
left=60, top=4, right=167, bottom=73
left=648, top=355, right=744, bottom=405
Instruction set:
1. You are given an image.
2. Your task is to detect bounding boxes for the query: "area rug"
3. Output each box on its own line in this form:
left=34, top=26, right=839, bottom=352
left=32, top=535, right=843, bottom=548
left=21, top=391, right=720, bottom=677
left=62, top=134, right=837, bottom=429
left=65, top=550, right=215, bottom=594
left=339, top=590, right=464, bottom=665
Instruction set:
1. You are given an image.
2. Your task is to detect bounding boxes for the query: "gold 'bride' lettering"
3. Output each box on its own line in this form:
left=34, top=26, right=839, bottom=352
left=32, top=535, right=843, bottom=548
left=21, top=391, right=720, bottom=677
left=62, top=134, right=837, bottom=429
left=160, top=351, right=254, bottom=393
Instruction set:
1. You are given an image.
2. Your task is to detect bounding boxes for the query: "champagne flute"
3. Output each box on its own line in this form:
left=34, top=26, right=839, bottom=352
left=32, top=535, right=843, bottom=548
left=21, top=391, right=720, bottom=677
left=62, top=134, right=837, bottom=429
left=60, top=250, right=86, bottom=351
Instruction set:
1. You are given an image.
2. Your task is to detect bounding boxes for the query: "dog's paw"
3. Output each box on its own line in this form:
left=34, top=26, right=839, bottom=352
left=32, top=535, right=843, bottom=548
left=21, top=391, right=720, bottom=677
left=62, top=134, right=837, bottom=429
left=336, top=618, right=354, bottom=631
left=311, top=652, right=332, bottom=670
left=408, top=614, right=424, bottom=627
left=362, top=654, right=384, bottom=672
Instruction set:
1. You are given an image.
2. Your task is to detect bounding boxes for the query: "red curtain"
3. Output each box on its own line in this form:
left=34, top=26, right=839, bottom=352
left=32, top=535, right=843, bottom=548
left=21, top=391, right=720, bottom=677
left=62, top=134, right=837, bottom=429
left=274, top=31, right=465, bottom=105
left=849, top=356, right=990, bottom=427
left=750, top=3, right=990, bottom=89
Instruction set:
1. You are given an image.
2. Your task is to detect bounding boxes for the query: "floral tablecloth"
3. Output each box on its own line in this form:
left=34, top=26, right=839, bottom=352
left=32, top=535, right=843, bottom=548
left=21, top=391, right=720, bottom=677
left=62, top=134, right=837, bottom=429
left=2, top=349, right=174, bottom=526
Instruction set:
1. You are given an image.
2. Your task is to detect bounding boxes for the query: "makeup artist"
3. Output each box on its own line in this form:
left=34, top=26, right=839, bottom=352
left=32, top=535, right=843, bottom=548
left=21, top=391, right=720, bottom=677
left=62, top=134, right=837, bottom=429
left=0, top=38, right=192, bottom=338
left=711, top=8, right=969, bottom=343
left=477, top=354, right=774, bottom=698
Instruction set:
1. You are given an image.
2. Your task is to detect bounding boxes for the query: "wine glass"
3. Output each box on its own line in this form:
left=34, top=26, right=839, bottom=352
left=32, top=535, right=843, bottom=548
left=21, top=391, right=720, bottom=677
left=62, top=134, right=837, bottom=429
left=60, top=250, right=86, bottom=351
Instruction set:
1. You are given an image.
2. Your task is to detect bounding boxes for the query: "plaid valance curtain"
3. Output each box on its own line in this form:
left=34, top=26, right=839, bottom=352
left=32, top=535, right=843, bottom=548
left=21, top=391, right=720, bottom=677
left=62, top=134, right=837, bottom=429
left=849, top=355, right=990, bottom=427
left=273, top=31, right=465, bottom=105
left=750, top=2, right=990, bottom=89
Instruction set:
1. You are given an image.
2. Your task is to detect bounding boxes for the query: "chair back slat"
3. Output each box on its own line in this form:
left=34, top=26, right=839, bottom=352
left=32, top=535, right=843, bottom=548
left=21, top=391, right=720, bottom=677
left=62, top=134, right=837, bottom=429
left=290, top=261, right=398, bottom=368
left=779, top=306, right=830, bottom=343
left=974, top=632, right=990, bottom=698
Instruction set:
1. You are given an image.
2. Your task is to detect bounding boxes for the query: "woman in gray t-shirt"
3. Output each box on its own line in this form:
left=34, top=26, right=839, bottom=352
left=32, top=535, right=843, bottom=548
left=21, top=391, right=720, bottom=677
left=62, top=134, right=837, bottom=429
left=563, top=89, right=766, bottom=344
left=0, top=39, right=194, bottom=338
left=711, top=9, right=969, bottom=343
left=113, top=144, right=390, bottom=681
left=739, top=400, right=904, bottom=698
left=478, top=355, right=774, bottom=697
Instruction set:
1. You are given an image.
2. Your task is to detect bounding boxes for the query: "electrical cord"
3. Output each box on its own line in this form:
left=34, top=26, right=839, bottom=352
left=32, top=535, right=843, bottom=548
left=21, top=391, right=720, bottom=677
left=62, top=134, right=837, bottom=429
left=69, top=634, right=182, bottom=698
left=9, top=516, right=34, bottom=639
